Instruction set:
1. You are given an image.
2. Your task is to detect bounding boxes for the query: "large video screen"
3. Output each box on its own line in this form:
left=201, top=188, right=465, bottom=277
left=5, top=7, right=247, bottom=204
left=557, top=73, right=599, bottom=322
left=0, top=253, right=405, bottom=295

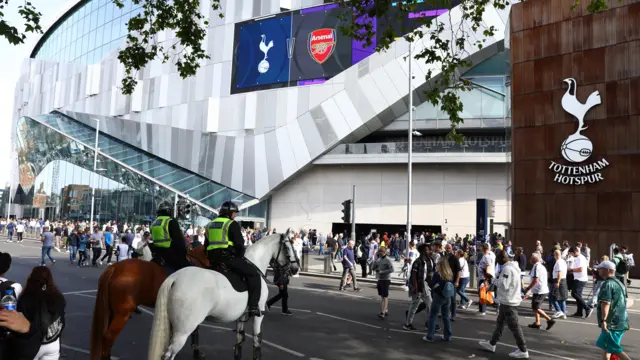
left=289, top=5, right=352, bottom=82
left=376, top=0, right=462, bottom=43
left=230, top=1, right=459, bottom=94
left=231, top=14, right=292, bottom=92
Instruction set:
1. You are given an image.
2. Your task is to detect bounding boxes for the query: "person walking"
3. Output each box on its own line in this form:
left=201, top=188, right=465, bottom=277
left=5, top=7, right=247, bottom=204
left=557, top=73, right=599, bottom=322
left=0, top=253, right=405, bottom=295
left=424, top=258, right=455, bottom=342
left=16, top=221, right=24, bottom=243
left=67, top=229, right=80, bottom=264
left=594, top=260, right=631, bottom=360
left=372, top=247, right=393, bottom=319
left=551, top=249, right=568, bottom=319
left=456, top=249, right=472, bottom=309
left=40, top=226, right=56, bottom=266
left=523, top=252, right=555, bottom=330
left=100, top=226, right=114, bottom=265
left=266, top=262, right=292, bottom=316
left=568, top=246, right=594, bottom=318
left=479, top=250, right=529, bottom=358
left=403, top=243, right=435, bottom=331
left=338, top=240, right=361, bottom=292
left=90, top=227, right=103, bottom=267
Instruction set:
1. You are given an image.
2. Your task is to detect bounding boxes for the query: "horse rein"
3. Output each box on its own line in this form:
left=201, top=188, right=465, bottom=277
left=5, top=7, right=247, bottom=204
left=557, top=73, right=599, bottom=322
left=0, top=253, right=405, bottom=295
left=271, top=233, right=299, bottom=276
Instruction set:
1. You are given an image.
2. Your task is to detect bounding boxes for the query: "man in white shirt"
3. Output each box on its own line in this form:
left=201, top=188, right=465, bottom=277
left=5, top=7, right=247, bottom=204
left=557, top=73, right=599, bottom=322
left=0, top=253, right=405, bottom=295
left=551, top=250, right=569, bottom=319
left=524, top=252, right=555, bottom=330
left=567, top=246, right=593, bottom=318
left=15, top=222, right=25, bottom=243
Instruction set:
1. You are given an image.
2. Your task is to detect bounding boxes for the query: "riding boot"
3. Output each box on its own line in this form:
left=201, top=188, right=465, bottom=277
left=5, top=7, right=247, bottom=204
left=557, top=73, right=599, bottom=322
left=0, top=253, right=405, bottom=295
left=248, top=274, right=262, bottom=316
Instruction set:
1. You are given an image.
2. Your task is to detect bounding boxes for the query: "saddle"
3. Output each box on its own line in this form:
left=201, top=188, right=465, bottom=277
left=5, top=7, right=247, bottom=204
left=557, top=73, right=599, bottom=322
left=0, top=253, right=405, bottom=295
left=211, top=263, right=248, bottom=293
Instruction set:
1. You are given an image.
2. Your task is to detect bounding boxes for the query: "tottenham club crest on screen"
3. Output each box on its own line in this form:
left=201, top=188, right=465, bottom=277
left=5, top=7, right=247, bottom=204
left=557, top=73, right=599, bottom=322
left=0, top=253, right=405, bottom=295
left=308, top=28, right=336, bottom=64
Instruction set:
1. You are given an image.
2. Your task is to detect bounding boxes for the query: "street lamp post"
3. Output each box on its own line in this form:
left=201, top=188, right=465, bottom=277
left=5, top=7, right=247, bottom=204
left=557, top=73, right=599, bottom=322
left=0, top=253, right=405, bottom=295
left=89, top=119, right=100, bottom=229
left=406, top=42, right=414, bottom=255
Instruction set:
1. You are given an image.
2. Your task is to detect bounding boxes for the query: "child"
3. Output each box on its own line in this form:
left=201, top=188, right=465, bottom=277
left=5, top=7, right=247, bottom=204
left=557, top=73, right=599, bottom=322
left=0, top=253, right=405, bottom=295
left=115, top=239, right=130, bottom=262
left=78, top=231, right=89, bottom=267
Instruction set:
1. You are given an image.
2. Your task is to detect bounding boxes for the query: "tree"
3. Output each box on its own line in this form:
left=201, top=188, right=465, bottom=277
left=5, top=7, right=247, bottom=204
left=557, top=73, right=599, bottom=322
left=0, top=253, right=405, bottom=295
left=0, top=0, right=43, bottom=45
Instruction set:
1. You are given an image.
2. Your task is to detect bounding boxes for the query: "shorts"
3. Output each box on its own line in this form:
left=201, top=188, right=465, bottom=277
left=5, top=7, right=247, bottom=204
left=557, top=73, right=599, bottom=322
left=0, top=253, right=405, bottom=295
left=531, top=294, right=547, bottom=311
left=596, top=329, right=626, bottom=354
left=377, top=280, right=391, bottom=298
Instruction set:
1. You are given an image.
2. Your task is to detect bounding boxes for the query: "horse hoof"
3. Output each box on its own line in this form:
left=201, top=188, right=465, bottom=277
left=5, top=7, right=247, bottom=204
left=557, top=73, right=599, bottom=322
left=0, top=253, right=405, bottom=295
left=193, top=349, right=205, bottom=359
left=233, top=345, right=242, bottom=360
left=252, top=346, right=262, bottom=360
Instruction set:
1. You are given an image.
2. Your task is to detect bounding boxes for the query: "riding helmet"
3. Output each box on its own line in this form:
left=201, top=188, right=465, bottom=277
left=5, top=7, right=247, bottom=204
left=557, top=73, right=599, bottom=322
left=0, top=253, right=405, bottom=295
left=219, top=200, right=239, bottom=217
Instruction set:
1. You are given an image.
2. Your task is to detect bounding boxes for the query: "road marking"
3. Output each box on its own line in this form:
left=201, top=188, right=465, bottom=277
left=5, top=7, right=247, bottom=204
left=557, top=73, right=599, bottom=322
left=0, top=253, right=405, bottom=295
left=388, top=329, right=577, bottom=360
left=315, top=312, right=381, bottom=329
left=522, top=316, right=638, bottom=332
left=288, top=286, right=373, bottom=300
left=139, top=307, right=307, bottom=357
left=73, top=293, right=97, bottom=299
left=61, top=344, right=119, bottom=359
left=270, top=306, right=312, bottom=313
left=63, top=289, right=98, bottom=295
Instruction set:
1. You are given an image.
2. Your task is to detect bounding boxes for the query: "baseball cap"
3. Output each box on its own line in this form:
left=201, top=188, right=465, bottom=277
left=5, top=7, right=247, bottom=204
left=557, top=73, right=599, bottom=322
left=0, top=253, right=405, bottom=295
left=596, top=260, right=615, bottom=270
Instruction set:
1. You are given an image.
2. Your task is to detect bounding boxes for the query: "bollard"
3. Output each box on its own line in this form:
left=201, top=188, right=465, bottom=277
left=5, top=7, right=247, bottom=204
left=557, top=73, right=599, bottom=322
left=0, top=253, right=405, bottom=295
left=324, top=254, right=332, bottom=274
left=470, top=264, right=477, bottom=289
left=301, top=247, right=309, bottom=272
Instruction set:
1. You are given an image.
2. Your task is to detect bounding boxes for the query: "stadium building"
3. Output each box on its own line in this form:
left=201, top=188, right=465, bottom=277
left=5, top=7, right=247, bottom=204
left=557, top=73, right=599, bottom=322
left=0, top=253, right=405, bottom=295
left=9, top=0, right=513, bottom=237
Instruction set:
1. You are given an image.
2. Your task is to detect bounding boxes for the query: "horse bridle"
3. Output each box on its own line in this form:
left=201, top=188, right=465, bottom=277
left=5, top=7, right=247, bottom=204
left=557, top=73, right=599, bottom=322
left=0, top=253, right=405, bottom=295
left=271, top=233, right=300, bottom=275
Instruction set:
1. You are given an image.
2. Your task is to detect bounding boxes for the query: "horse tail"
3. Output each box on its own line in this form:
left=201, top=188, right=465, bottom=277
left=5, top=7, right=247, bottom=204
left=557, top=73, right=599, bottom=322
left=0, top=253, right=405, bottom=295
left=148, top=275, right=175, bottom=360
left=90, top=264, right=115, bottom=360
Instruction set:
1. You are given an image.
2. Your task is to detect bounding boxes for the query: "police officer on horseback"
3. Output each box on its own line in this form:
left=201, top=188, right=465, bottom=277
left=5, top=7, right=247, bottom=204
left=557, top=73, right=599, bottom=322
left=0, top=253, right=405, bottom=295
left=205, top=200, right=262, bottom=317
left=149, top=201, right=191, bottom=271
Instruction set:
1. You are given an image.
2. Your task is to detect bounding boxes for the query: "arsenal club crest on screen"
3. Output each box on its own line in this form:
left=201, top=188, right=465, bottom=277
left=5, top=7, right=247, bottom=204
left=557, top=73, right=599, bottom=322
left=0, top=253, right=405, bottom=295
left=308, top=28, right=336, bottom=64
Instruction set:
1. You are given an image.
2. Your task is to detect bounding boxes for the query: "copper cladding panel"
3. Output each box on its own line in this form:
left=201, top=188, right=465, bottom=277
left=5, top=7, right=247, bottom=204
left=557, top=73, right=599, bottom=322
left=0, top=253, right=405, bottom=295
left=510, top=0, right=640, bottom=275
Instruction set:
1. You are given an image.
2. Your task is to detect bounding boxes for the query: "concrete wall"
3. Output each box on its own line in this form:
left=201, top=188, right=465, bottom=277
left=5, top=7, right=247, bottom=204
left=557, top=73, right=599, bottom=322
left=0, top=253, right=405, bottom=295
left=270, top=163, right=510, bottom=236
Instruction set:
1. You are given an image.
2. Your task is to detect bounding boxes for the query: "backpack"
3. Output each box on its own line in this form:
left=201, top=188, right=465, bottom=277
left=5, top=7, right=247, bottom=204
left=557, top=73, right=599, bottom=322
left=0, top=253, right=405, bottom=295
left=442, top=281, right=455, bottom=298
left=39, top=300, right=65, bottom=344
left=616, top=257, right=629, bottom=274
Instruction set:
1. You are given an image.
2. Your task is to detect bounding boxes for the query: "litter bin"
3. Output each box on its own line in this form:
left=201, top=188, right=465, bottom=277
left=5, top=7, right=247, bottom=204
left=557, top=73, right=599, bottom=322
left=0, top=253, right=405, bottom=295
left=324, top=254, right=333, bottom=274
left=301, top=247, right=309, bottom=272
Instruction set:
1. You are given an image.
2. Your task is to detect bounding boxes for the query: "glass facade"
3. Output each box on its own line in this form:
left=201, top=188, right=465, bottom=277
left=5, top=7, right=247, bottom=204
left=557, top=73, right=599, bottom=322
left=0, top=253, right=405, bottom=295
left=33, top=0, right=142, bottom=65
left=14, top=113, right=264, bottom=223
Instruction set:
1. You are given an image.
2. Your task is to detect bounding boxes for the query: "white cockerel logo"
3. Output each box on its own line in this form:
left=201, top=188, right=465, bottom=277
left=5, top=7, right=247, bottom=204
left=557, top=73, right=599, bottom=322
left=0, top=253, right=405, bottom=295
left=559, top=78, right=602, bottom=163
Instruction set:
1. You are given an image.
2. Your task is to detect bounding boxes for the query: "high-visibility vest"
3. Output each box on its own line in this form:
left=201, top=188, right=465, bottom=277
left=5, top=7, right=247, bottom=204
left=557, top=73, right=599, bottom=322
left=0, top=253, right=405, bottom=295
left=150, top=216, right=172, bottom=248
left=206, top=217, right=234, bottom=251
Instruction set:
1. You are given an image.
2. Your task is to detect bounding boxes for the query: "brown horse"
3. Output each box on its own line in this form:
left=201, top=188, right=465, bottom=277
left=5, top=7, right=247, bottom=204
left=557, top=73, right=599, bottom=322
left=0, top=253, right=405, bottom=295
left=90, top=246, right=209, bottom=360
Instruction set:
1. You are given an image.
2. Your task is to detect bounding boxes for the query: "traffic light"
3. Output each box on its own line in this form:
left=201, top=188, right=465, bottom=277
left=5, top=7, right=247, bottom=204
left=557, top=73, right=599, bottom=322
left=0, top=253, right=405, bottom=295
left=177, top=202, right=192, bottom=219
left=341, top=199, right=352, bottom=223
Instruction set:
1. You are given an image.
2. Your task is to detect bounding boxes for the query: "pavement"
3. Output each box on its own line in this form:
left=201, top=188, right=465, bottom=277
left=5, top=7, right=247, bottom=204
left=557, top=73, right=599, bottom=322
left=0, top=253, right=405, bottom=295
left=2, top=236, right=640, bottom=359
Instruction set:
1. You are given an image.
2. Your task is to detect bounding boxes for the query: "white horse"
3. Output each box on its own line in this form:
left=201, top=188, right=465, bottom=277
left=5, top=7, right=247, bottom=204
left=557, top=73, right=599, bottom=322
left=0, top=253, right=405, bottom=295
left=147, top=228, right=299, bottom=360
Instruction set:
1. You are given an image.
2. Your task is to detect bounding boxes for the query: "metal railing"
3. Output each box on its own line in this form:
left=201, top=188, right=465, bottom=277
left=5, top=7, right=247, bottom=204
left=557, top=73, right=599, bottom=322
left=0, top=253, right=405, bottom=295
left=328, top=141, right=511, bottom=155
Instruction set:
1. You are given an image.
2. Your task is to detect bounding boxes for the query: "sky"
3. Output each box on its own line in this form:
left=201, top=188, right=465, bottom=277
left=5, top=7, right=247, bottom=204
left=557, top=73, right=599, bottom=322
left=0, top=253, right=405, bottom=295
left=0, top=0, right=64, bottom=187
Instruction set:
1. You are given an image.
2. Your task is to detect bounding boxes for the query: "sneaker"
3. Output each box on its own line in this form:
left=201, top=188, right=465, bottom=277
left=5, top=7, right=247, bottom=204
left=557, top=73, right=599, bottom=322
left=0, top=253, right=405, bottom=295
left=585, top=308, right=594, bottom=319
left=478, top=312, right=487, bottom=316
left=99, top=260, right=103, bottom=266
left=560, top=313, right=567, bottom=319
left=422, top=336, right=434, bottom=342
left=442, top=336, right=451, bottom=342
left=552, top=312, right=564, bottom=319
left=546, top=319, right=556, bottom=330
left=402, top=324, right=418, bottom=331
left=377, top=313, right=385, bottom=319
left=282, top=311, right=293, bottom=316
left=466, top=300, right=473, bottom=309
left=527, top=323, right=541, bottom=329
left=509, top=349, right=530, bottom=358
left=478, top=340, right=496, bottom=353
left=354, top=288, right=362, bottom=292
left=571, top=312, right=583, bottom=317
